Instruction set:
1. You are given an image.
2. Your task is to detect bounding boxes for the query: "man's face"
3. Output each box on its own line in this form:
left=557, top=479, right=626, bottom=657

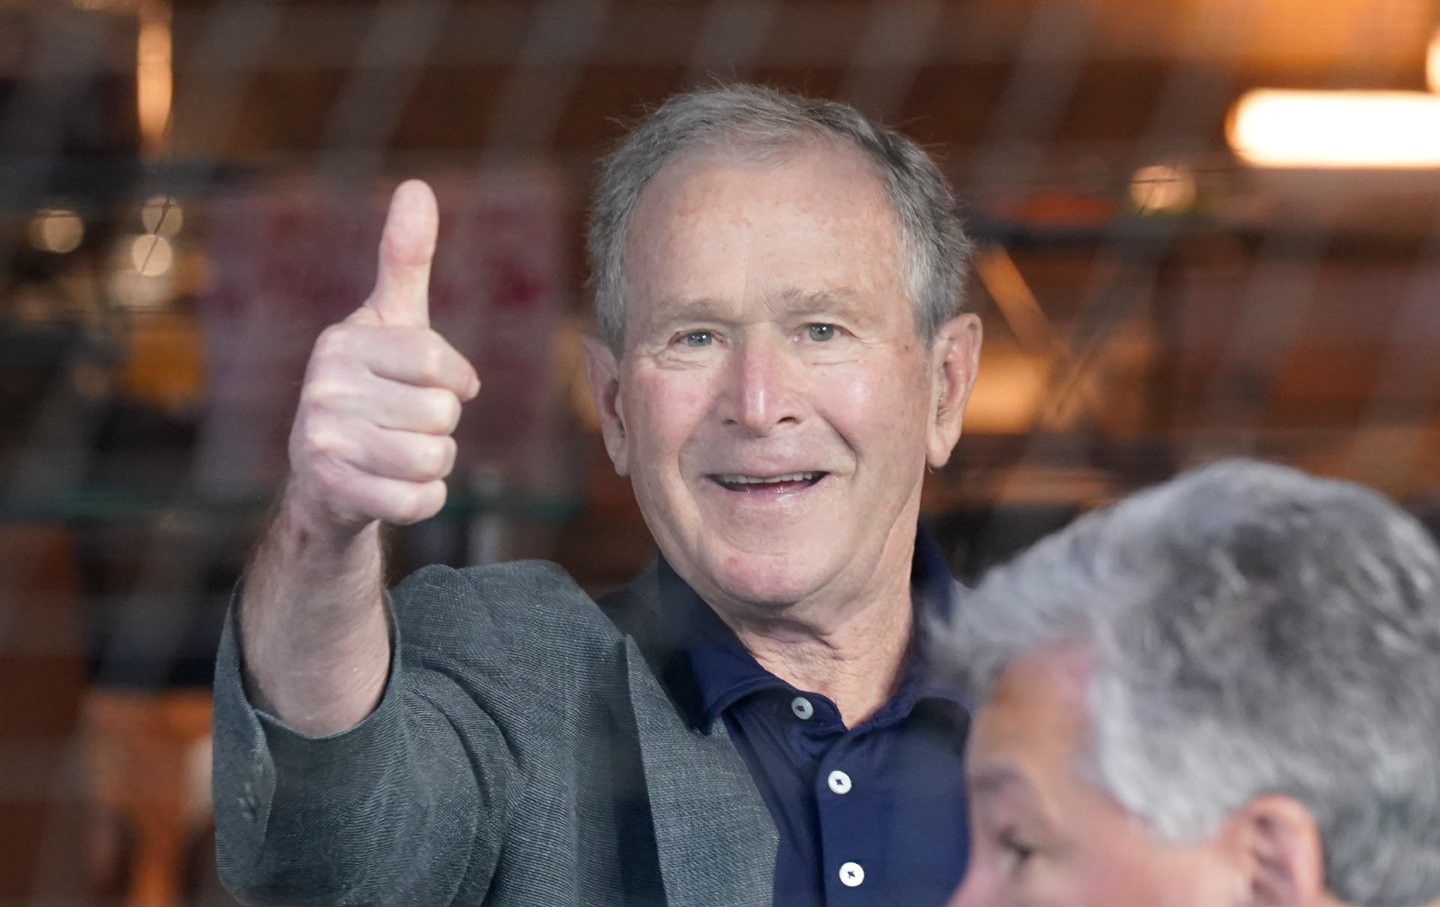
left=949, top=648, right=1239, bottom=907
left=586, top=143, right=979, bottom=618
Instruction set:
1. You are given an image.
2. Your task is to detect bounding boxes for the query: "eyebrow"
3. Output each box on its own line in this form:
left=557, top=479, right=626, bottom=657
left=775, top=287, right=866, bottom=319
left=646, top=288, right=869, bottom=330
left=647, top=297, right=733, bottom=327
left=966, top=764, right=1031, bottom=799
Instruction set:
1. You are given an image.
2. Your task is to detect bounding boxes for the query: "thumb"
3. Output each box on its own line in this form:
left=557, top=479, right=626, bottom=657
left=366, top=179, right=437, bottom=328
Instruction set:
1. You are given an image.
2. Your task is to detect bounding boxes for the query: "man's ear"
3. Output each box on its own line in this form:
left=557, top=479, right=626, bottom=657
left=1221, top=795, right=1329, bottom=907
left=583, top=334, right=629, bottom=477
left=926, top=313, right=983, bottom=469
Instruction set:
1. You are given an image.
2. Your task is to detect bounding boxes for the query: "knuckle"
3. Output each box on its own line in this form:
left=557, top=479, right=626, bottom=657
left=417, top=440, right=442, bottom=479
left=302, top=364, right=360, bottom=412
left=437, top=437, right=458, bottom=476
left=422, top=389, right=461, bottom=431
left=312, top=323, right=350, bottom=359
left=440, top=392, right=462, bottom=429
left=428, top=436, right=457, bottom=478
left=298, top=424, right=343, bottom=462
left=407, top=437, right=444, bottom=480
left=298, top=377, right=336, bottom=411
left=292, top=426, right=325, bottom=464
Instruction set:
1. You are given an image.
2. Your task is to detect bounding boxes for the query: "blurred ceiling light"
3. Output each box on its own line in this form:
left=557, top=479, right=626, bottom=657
left=1429, top=27, right=1440, bottom=93
left=141, top=194, right=183, bottom=237
left=1228, top=89, right=1440, bottom=168
left=130, top=234, right=174, bottom=276
left=1128, top=163, right=1197, bottom=214
left=137, top=0, right=172, bottom=156
left=28, top=209, right=85, bottom=254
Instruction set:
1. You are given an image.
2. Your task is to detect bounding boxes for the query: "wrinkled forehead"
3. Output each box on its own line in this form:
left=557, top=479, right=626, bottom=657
left=622, top=140, right=903, bottom=271
left=619, top=144, right=908, bottom=315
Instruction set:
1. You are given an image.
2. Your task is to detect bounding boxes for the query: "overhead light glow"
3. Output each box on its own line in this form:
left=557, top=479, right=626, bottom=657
left=130, top=234, right=174, bottom=276
left=1228, top=90, right=1440, bottom=168
left=137, top=1, right=173, bottom=156
left=142, top=194, right=183, bottom=237
left=1429, top=27, right=1440, bottom=94
left=28, top=209, right=85, bottom=254
left=1129, top=164, right=1197, bottom=214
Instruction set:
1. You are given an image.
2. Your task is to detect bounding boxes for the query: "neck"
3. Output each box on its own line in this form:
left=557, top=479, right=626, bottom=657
left=723, top=568, right=915, bottom=728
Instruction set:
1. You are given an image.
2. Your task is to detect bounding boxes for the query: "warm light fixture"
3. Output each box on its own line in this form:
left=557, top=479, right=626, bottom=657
left=142, top=194, right=183, bottom=237
left=28, top=209, right=85, bottom=254
left=1128, top=163, right=1197, bottom=214
left=1429, top=27, right=1440, bottom=94
left=1228, top=89, right=1440, bottom=168
left=136, top=0, right=172, bottom=156
left=130, top=234, right=174, bottom=276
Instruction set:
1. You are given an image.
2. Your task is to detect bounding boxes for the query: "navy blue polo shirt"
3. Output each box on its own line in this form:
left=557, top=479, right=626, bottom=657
left=655, top=531, right=970, bottom=906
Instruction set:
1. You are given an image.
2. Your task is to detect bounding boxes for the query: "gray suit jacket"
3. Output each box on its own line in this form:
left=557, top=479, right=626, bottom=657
left=213, top=560, right=779, bottom=906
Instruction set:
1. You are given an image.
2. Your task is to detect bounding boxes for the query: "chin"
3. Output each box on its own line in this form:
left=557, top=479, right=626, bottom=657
left=700, top=546, right=835, bottom=610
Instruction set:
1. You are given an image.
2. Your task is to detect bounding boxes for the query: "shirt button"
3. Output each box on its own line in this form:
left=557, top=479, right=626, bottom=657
left=827, top=770, right=853, bottom=795
left=839, top=861, right=865, bottom=887
left=790, top=696, right=814, bottom=720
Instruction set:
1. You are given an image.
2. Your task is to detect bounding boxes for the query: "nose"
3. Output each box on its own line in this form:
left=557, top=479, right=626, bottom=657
left=719, top=333, right=804, bottom=435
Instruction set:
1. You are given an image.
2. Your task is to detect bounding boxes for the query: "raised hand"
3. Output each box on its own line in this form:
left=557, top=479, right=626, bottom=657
left=286, top=180, right=480, bottom=533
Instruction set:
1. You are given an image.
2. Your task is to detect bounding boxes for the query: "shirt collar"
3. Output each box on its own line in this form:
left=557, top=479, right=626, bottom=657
left=656, top=526, right=969, bottom=731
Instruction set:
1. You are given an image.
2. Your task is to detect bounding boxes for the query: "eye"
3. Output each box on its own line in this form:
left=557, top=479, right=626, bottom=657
left=805, top=323, right=838, bottom=342
left=997, top=831, right=1036, bottom=874
left=681, top=330, right=714, bottom=348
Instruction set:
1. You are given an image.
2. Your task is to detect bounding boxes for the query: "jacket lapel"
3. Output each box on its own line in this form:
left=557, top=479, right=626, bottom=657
left=604, top=564, right=777, bottom=907
left=623, top=639, right=777, bottom=907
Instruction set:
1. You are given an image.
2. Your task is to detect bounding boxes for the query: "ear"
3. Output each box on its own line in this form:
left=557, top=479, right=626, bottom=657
left=926, top=313, right=983, bottom=469
left=1222, top=795, right=1329, bottom=907
left=583, top=334, right=630, bottom=476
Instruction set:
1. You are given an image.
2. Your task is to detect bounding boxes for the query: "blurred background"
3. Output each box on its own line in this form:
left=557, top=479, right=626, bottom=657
left=2, top=0, right=1439, bottom=903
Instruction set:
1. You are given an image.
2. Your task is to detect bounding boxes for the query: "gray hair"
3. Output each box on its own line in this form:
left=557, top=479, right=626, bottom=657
left=587, top=83, right=972, bottom=353
left=936, top=460, right=1440, bottom=907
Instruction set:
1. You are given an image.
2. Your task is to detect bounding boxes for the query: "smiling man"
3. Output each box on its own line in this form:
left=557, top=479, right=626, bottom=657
left=938, top=460, right=1440, bottom=907
left=213, top=84, right=982, bottom=906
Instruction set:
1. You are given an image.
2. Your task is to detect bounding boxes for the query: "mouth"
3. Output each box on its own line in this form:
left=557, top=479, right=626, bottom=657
left=708, top=471, right=828, bottom=493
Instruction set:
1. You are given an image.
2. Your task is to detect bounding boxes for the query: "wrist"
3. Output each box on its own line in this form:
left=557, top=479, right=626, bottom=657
left=275, top=480, right=378, bottom=555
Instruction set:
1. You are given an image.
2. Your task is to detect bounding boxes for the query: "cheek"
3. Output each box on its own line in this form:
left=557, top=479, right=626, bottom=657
left=1067, top=835, right=1206, bottom=907
left=625, top=373, right=714, bottom=456
left=821, top=361, right=929, bottom=427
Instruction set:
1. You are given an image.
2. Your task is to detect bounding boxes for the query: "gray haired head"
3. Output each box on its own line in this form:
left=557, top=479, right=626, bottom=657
left=587, top=83, right=972, bottom=354
left=937, top=459, right=1440, bottom=907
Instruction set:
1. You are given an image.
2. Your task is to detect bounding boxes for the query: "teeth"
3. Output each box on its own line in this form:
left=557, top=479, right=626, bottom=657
left=717, top=472, right=820, bottom=485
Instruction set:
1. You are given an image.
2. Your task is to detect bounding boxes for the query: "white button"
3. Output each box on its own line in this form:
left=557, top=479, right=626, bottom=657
left=839, top=861, right=865, bottom=887
left=827, top=770, right=852, bottom=795
left=790, top=696, right=814, bottom=720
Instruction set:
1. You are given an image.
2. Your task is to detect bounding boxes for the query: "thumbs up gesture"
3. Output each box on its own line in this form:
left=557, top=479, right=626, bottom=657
left=285, top=180, right=480, bottom=533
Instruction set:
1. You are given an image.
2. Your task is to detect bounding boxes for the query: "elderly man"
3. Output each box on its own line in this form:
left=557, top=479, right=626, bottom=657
left=941, top=460, right=1440, bottom=907
left=214, top=84, right=982, bottom=905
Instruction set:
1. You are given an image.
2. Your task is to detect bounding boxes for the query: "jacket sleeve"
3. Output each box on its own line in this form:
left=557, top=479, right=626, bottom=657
left=211, top=564, right=529, bottom=906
